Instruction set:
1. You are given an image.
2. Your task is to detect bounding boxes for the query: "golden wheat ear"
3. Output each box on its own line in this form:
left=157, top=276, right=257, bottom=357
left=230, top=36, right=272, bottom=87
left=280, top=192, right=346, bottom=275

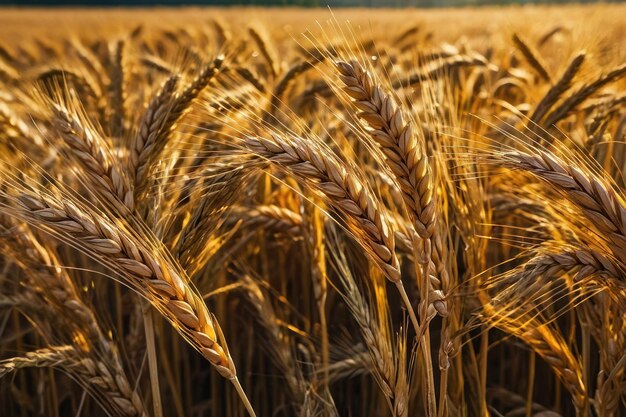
left=0, top=170, right=257, bottom=416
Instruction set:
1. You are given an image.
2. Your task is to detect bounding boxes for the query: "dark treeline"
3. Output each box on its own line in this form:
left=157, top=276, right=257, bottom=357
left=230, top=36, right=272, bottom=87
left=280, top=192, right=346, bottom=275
left=0, top=0, right=619, bottom=7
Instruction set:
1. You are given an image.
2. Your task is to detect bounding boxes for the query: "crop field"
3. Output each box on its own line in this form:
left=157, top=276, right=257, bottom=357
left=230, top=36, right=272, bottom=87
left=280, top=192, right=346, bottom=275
left=0, top=4, right=624, bottom=417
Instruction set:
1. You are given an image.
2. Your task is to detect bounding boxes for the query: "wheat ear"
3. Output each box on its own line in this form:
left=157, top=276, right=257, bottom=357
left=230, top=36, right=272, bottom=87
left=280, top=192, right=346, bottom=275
left=133, top=57, right=224, bottom=197
left=12, top=190, right=236, bottom=375
left=131, top=75, right=179, bottom=188
left=248, top=27, right=277, bottom=78
left=529, top=52, right=585, bottom=127
left=230, top=205, right=303, bottom=237
left=512, top=33, right=551, bottom=82
left=502, top=151, right=626, bottom=266
left=542, top=64, right=626, bottom=128
left=336, top=60, right=448, bottom=315
left=52, top=105, right=134, bottom=211
left=1, top=182, right=256, bottom=415
left=391, top=54, right=489, bottom=89
left=243, top=132, right=400, bottom=282
left=0, top=346, right=146, bottom=416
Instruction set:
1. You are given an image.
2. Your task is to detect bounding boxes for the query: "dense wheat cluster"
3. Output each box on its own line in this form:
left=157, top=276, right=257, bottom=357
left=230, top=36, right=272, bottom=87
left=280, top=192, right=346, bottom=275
left=0, top=5, right=624, bottom=417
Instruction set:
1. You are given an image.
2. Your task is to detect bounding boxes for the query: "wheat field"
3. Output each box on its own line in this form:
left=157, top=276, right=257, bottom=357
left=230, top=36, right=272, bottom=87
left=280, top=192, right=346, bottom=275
left=0, top=4, right=624, bottom=417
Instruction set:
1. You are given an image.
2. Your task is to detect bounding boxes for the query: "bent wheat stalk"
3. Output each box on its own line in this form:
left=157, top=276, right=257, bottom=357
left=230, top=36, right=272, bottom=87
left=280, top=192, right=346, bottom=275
left=0, top=221, right=148, bottom=415
left=230, top=205, right=303, bottom=236
left=501, top=151, right=626, bottom=267
left=335, top=59, right=448, bottom=313
left=0, top=345, right=145, bottom=416
left=243, top=132, right=400, bottom=282
left=336, top=59, right=443, bottom=415
left=242, top=131, right=426, bottom=413
left=519, top=248, right=625, bottom=301
left=0, top=178, right=256, bottom=416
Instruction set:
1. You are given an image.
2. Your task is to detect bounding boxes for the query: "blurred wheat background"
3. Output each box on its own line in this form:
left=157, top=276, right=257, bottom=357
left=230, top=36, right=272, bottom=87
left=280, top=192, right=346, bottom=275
left=0, top=4, right=624, bottom=417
